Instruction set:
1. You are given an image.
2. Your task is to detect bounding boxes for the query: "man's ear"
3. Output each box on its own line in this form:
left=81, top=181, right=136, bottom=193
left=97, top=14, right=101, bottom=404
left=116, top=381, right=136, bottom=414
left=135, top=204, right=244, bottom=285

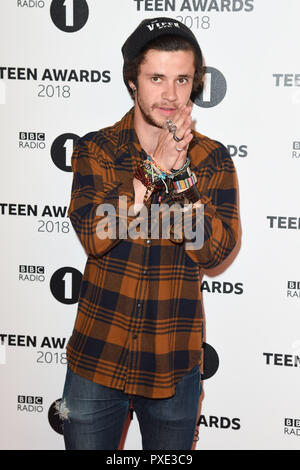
left=128, top=80, right=136, bottom=92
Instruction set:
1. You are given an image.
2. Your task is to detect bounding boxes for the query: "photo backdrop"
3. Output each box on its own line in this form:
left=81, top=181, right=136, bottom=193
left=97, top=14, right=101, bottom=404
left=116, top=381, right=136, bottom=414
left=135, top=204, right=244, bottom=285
left=0, top=0, right=299, bottom=450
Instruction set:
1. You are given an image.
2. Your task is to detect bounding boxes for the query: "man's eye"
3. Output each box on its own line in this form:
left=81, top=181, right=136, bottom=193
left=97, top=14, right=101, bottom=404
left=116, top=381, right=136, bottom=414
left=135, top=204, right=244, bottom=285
left=177, top=78, right=188, bottom=84
left=151, top=77, right=161, bottom=83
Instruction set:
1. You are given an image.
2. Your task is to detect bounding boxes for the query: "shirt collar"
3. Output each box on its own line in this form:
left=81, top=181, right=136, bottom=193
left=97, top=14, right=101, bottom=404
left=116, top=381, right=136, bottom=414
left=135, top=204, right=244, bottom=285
left=116, top=107, right=141, bottom=152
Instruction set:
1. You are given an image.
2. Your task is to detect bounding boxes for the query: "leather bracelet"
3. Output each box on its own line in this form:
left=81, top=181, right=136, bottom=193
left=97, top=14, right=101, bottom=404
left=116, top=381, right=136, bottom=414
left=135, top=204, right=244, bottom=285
left=134, top=165, right=162, bottom=204
left=170, top=184, right=201, bottom=204
left=171, top=164, right=192, bottom=182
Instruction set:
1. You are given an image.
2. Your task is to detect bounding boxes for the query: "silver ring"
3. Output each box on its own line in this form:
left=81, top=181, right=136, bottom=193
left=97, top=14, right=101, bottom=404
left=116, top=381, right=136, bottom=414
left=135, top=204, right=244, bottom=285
left=173, top=133, right=183, bottom=142
left=166, top=120, right=177, bottom=133
left=167, top=119, right=183, bottom=141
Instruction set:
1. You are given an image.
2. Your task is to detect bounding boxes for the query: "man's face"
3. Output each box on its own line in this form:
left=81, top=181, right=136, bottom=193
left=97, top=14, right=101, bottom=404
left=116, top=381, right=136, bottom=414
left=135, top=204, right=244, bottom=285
left=132, top=48, right=195, bottom=129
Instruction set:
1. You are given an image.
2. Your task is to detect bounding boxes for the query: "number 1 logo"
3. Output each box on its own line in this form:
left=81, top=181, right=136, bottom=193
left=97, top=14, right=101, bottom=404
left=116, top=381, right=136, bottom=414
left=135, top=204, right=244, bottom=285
left=194, top=67, right=227, bottom=108
left=51, top=133, right=79, bottom=172
left=50, top=0, right=89, bottom=32
left=50, top=267, right=82, bottom=304
left=64, top=0, right=74, bottom=27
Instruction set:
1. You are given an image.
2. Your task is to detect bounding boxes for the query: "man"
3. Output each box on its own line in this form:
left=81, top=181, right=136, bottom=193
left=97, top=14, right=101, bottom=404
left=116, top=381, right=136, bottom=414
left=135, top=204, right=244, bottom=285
left=59, top=17, right=239, bottom=450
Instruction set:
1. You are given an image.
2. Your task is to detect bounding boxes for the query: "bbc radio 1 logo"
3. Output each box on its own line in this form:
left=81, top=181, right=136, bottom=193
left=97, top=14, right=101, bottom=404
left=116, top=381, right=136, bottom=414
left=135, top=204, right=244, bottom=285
left=292, top=141, right=300, bottom=159
left=284, top=418, right=300, bottom=437
left=49, top=399, right=64, bottom=434
left=20, top=130, right=80, bottom=172
left=202, top=342, right=219, bottom=380
left=50, top=0, right=89, bottom=33
left=194, top=66, right=227, bottom=108
left=17, top=1, right=45, bottom=9
left=18, top=1, right=90, bottom=34
left=51, top=133, right=79, bottom=172
left=50, top=267, right=82, bottom=304
left=18, top=265, right=82, bottom=301
left=19, top=132, right=45, bottom=150
left=287, top=281, right=300, bottom=299
left=19, top=265, right=45, bottom=282
left=17, top=395, right=43, bottom=413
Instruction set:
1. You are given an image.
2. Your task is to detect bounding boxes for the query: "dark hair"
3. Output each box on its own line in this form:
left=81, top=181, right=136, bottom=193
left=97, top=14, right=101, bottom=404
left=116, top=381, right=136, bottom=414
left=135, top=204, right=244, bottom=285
left=123, top=34, right=204, bottom=100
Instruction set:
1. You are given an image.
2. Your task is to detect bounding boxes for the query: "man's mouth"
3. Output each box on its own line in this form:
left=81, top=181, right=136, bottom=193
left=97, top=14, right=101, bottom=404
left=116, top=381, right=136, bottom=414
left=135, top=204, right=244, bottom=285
left=157, top=106, right=177, bottom=115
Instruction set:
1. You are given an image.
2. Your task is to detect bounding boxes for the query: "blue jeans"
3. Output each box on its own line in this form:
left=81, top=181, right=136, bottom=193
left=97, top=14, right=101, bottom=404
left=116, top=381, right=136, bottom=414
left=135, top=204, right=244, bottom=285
left=60, top=365, right=201, bottom=450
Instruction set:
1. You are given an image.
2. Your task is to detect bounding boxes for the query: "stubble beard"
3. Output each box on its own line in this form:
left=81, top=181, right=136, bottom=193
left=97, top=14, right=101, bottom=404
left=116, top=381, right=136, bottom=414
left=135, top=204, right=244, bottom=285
left=135, top=90, right=166, bottom=130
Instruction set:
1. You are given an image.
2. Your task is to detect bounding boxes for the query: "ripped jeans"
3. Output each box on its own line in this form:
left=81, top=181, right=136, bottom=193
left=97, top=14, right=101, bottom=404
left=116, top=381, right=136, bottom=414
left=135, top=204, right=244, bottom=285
left=58, top=365, right=202, bottom=450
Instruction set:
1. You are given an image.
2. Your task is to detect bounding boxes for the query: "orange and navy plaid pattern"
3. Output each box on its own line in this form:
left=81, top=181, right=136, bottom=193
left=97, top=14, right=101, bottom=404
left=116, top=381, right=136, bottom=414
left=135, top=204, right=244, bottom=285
left=66, top=107, right=239, bottom=399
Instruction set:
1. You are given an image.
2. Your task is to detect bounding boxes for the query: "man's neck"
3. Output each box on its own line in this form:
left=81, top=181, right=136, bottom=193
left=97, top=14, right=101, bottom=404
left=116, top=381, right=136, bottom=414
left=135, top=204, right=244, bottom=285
left=133, top=106, right=162, bottom=156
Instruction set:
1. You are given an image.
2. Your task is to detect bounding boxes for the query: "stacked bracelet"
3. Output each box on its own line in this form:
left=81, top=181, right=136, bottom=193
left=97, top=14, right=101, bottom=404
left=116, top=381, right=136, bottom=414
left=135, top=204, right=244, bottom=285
left=144, top=155, right=172, bottom=193
left=171, top=171, right=201, bottom=204
left=170, top=184, right=201, bottom=204
left=172, top=172, right=197, bottom=191
left=171, top=165, right=192, bottom=182
left=170, top=157, right=191, bottom=179
left=134, top=154, right=201, bottom=204
left=146, top=155, right=173, bottom=177
left=134, top=164, right=163, bottom=204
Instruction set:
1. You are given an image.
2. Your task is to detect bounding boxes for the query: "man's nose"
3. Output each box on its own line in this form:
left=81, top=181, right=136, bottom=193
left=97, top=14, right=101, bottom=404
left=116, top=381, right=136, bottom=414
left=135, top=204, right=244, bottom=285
left=161, top=81, right=177, bottom=102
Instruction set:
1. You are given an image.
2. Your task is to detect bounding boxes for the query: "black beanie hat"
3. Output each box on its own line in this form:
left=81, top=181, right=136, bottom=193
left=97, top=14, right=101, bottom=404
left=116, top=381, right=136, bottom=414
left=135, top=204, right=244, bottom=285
left=122, top=17, right=202, bottom=64
left=122, top=17, right=203, bottom=98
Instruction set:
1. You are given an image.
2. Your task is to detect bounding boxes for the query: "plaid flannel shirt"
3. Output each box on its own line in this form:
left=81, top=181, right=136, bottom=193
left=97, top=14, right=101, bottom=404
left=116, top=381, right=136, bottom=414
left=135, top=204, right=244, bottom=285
left=66, top=107, right=239, bottom=399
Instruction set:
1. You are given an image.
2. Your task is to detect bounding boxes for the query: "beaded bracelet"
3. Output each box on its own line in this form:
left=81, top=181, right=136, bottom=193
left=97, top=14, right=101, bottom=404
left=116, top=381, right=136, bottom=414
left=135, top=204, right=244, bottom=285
left=144, top=159, right=168, bottom=181
left=170, top=157, right=191, bottom=179
left=146, top=155, right=173, bottom=177
left=146, top=154, right=191, bottom=184
left=143, top=161, right=164, bottom=183
left=136, top=155, right=195, bottom=200
left=144, top=156, right=172, bottom=192
left=172, top=172, right=197, bottom=190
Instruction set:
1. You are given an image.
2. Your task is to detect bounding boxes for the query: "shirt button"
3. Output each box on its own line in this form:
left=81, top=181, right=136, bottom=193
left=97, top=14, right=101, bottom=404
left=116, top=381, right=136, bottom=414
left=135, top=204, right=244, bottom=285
left=132, top=334, right=138, bottom=339
left=142, top=269, right=147, bottom=275
left=146, top=239, right=151, bottom=245
left=137, top=303, right=141, bottom=308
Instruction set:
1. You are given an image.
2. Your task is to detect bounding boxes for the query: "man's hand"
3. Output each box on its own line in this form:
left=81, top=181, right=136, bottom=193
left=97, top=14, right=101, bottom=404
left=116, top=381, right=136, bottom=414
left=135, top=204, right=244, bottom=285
left=152, top=104, right=193, bottom=172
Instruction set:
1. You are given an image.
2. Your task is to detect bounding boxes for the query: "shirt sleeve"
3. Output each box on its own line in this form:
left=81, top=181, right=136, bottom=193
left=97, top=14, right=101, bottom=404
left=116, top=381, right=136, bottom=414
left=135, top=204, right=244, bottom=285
left=169, top=143, right=240, bottom=269
left=67, top=136, right=137, bottom=257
